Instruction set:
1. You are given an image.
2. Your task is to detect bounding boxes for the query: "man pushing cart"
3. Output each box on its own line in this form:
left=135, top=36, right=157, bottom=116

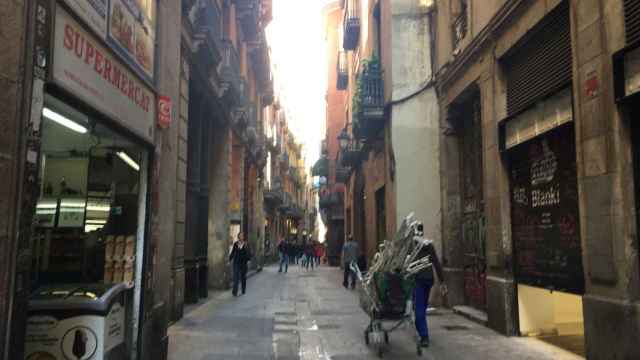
left=353, top=213, right=447, bottom=357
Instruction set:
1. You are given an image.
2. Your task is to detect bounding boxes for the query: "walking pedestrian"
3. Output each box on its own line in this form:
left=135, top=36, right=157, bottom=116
left=278, top=237, right=289, bottom=273
left=314, top=243, right=323, bottom=266
left=287, top=239, right=296, bottom=265
left=413, top=224, right=447, bottom=348
left=296, top=244, right=303, bottom=266
left=229, top=232, right=252, bottom=297
left=304, top=243, right=315, bottom=270
left=341, top=235, right=359, bottom=289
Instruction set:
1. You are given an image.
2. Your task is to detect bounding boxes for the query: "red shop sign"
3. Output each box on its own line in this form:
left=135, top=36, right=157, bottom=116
left=157, top=95, right=172, bottom=129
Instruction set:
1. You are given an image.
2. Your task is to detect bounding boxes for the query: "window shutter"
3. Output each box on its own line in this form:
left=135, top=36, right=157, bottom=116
left=625, top=0, right=640, bottom=45
left=503, top=1, right=571, bottom=117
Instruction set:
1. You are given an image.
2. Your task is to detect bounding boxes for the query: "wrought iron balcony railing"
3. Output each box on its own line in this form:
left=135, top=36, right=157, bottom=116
left=335, top=167, right=350, bottom=184
left=235, top=0, right=261, bottom=40
left=452, top=0, right=468, bottom=49
left=319, top=191, right=343, bottom=210
left=279, top=192, right=292, bottom=212
left=353, top=58, right=385, bottom=140
left=264, top=183, right=283, bottom=205
left=340, top=140, right=363, bottom=168
left=337, top=50, right=348, bottom=90
left=311, top=156, right=329, bottom=177
left=343, top=0, right=360, bottom=50
left=288, top=205, right=304, bottom=220
left=220, top=39, right=241, bottom=100
left=190, top=0, right=223, bottom=65
left=231, top=82, right=250, bottom=131
left=279, top=152, right=289, bottom=166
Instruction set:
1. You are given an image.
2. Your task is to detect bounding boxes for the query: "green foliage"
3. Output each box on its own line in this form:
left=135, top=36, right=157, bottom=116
left=351, top=56, right=380, bottom=126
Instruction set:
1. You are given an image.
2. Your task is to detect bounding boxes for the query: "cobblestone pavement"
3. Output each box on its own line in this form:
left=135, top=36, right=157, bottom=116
left=168, top=264, right=583, bottom=360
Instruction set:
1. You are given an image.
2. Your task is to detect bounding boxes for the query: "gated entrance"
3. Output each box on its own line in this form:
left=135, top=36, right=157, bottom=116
left=459, top=93, right=487, bottom=311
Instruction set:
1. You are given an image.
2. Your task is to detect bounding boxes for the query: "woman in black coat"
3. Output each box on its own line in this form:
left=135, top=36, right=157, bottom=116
left=229, top=232, right=252, bottom=296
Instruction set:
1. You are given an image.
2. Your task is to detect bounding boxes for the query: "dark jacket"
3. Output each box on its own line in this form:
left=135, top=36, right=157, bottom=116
left=416, top=242, right=445, bottom=282
left=229, top=242, right=251, bottom=267
left=278, top=241, right=288, bottom=254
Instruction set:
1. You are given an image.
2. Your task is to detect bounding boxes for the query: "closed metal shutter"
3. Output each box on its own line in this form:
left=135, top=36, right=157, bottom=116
left=625, top=0, right=640, bottom=45
left=503, top=1, right=571, bottom=117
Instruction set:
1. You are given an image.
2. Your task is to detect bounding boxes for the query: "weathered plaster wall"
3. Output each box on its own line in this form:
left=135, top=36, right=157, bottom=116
left=208, top=124, right=231, bottom=289
left=145, top=0, right=182, bottom=354
left=390, top=0, right=441, bottom=245
left=391, top=90, right=441, bottom=242
left=0, top=1, right=27, bottom=357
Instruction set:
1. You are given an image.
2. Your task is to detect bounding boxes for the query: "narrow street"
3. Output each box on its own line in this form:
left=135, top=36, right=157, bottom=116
left=168, top=265, right=582, bottom=360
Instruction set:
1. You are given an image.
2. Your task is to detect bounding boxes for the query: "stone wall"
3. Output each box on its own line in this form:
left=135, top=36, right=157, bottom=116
left=208, top=124, right=232, bottom=289
left=434, top=0, right=640, bottom=355
left=0, top=1, right=27, bottom=357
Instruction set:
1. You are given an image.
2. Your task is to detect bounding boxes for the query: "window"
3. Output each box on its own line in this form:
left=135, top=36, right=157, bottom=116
left=451, top=0, right=468, bottom=49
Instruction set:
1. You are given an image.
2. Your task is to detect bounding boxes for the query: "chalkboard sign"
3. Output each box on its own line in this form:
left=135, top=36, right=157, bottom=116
left=509, top=124, right=584, bottom=294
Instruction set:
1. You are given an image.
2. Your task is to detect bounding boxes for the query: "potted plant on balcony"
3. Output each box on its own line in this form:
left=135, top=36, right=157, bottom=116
left=352, top=56, right=384, bottom=140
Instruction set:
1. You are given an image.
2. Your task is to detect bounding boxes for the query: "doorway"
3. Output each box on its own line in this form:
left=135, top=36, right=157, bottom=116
left=458, top=91, right=487, bottom=311
left=509, top=123, right=585, bottom=357
left=26, top=93, right=149, bottom=360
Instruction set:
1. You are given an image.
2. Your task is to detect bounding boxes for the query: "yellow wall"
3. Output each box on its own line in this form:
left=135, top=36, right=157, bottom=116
left=517, top=284, right=584, bottom=336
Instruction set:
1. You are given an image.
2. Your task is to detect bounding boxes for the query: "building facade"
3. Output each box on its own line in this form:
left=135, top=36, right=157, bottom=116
left=263, top=101, right=315, bottom=258
left=0, top=0, right=277, bottom=359
left=181, top=0, right=273, bottom=301
left=434, top=0, right=640, bottom=358
left=321, top=0, right=439, bottom=272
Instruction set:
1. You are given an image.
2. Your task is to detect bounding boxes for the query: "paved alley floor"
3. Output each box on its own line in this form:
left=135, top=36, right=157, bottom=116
left=167, top=264, right=584, bottom=360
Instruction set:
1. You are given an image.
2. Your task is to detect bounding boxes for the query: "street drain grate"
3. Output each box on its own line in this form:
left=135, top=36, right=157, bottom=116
left=274, top=312, right=297, bottom=316
left=274, top=320, right=298, bottom=326
left=317, top=324, right=340, bottom=330
left=311, top=310, right=354, bottom=316
left=443, top=325, right=470, bottom=331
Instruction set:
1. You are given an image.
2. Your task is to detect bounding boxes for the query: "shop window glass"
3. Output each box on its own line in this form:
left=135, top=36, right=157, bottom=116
left=33, top=94, right=146, bottom=288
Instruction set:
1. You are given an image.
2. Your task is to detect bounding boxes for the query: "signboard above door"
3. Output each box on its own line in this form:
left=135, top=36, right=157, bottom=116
left=53, top=6, right=155, bottom=143
left=61, top=0, right=156, bottom=83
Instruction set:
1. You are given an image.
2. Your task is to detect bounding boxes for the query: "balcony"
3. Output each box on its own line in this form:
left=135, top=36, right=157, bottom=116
left=340, top=140, right=363, bottom=168
left=337, top=51, right=348, bottom=90
left=190, top=0, right=223, bottom=66
left=264, top=181, right=283, bottom=206
left=231, top=80, right=250, bottom=130
left=335, top=166, right=350, bottom=184
left=235, top=0, right=261, bottom=40
left=261, top=70, right=274, bottom=105
left=343, top=0, right=360, bottom=50
left=287, top=205, right=304, bottom=220
left=219, top=40, right=242, bottom=103
left=311, top=156, right=329, bottom=177
left=279, top=152, right=289, bottom=167
left=353, top=58, right=385, bottom=140
left=246, top=126, right=257, bottom=145
left=279, top=192, right=292, bottom=213
left=451, top=0, right=468, bottom=49
left=319, top=191, right=343, bottom=210
left=290, top=167, right=304, bottom=186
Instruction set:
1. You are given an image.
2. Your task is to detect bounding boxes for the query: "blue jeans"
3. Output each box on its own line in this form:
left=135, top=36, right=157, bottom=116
left=414, top=278, right=434, bottom=339
left=305, top=255, right=314, bottom=269
left=279, top=254, right=289, bottom=272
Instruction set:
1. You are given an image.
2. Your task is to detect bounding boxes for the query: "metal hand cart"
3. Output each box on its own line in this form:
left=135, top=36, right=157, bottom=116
left=352, top=263, right=423, bottom=357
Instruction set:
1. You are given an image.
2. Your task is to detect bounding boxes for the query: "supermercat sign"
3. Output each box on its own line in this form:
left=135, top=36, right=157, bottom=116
left=53, top=6, right=155, bottom=143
